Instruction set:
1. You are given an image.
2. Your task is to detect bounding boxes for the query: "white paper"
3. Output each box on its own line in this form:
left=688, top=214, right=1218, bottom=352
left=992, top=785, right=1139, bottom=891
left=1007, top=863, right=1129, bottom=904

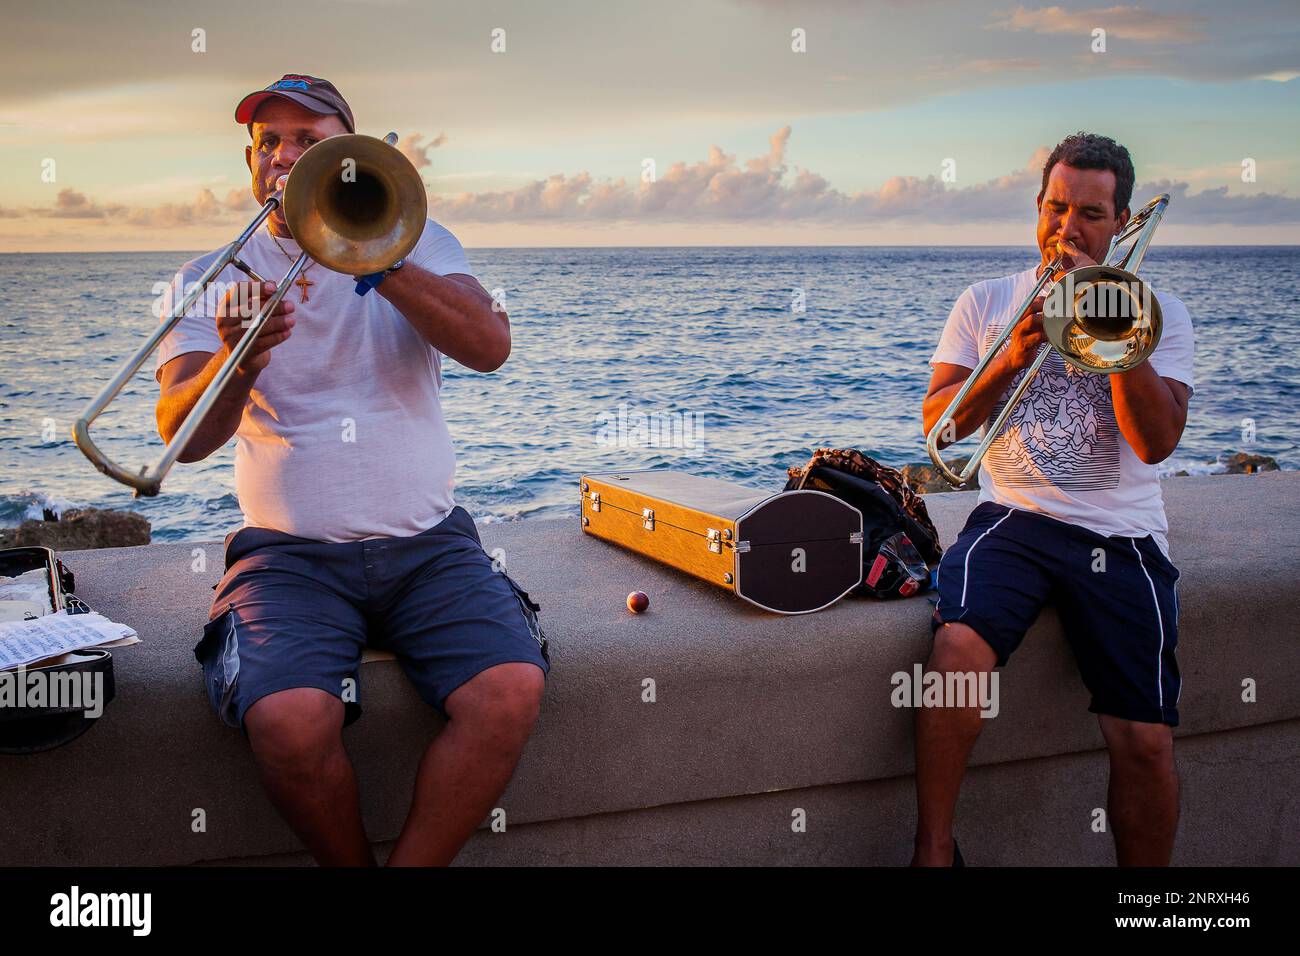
left=0, top=610, right=140, bottom=670
left=0, top=568, right=54, bottom=614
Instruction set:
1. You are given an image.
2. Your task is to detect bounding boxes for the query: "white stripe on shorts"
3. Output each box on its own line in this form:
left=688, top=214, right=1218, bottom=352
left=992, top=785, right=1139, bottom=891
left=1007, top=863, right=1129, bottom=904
left=960, top=510, right=1014, bottom=608
left=1130, top=539, right=1166, bottom=709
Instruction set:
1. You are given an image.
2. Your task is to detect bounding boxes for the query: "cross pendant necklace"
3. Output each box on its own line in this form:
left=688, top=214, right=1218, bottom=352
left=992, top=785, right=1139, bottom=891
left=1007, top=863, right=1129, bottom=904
left=269, top=232, right=316, bottom=303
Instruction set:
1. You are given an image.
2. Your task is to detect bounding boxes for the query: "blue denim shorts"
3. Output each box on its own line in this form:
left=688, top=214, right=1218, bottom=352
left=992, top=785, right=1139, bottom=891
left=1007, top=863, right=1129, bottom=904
left=196, top=506, right=550, bottom=733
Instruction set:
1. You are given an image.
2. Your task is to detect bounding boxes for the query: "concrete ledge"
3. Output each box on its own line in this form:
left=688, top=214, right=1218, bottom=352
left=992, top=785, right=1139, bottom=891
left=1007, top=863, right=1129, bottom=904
left=204, top=718, right=1300, bottom=867
left=1, top=473, right=1297, bottom=865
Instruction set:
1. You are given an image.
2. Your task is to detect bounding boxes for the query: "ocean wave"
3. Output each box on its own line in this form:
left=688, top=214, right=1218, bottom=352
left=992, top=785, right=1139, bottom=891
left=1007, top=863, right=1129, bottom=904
left=0, top=490, right=83, bottom=524
left=1158, top=458, right=1227, bottom=477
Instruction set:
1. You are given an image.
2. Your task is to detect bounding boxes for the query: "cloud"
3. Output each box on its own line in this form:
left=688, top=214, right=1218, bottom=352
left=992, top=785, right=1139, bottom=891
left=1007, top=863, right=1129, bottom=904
left=1143, top=179, right=1300, bottom=225
left=125, top=189, right=221, bottom=228
left=988, top=5, right=1206, bottom=43
left=427, top=132, right=1299, bottom=226
left=48, top=188, right=116, bottom=219
left=17, top=131, right=1300, bottom=230
left=427, top=128, right=1030, bottom=224
left=399, top=132, right=448, bottom=171
left=26, top=187, right=252, bottom=227
left=429, top=126, right=797, bottom=223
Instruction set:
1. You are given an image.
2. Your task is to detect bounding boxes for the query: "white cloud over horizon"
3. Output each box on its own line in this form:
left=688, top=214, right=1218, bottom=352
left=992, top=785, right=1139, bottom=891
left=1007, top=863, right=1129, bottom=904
left=988, top=5, right=1206, bottom=43
left=7, top=128, right=1292, bottom=238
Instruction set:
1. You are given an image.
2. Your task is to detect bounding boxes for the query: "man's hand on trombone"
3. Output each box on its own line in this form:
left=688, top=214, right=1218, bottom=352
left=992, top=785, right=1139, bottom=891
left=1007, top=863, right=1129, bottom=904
left=1006, top=237, right=1097, bottom=373
left=218, top=278, right=299, bottom=374
left=1000, top=236, right=1093, bottom=377
left=155, top=280, right=295, bottom=464
left=216, top=280, right=297, bottom=376
left=925, top=292, right=1056, bottom=450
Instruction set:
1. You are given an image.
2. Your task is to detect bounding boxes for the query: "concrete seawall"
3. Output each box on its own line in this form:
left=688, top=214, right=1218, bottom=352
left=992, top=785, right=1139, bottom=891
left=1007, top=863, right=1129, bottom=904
left=2, top=472, right=1297, bottom=866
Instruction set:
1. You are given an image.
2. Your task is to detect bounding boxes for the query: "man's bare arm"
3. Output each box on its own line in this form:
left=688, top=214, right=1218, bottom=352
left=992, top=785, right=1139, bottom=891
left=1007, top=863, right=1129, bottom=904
left=376, top=268, right=510, bottom=373
left=156, top=351, right=259, bottom=463
left=923, top=295, right=1053, bottom=446
left=154, top=279, right=296, bottom=463
left=1110, top=365, right=1189, bottom=464
left=925, top=361, right=1012, bottom=447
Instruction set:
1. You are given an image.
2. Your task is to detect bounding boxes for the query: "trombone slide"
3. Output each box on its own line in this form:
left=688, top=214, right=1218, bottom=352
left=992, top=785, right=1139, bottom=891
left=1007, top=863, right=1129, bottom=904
left=72, top=201, right=306, bottom=498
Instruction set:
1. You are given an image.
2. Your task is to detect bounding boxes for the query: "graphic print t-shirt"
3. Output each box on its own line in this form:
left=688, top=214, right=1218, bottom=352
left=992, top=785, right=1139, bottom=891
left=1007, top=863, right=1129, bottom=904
left=930, top=265, right=1195, bottom=556
left=153, top=219, right=474, bottom=543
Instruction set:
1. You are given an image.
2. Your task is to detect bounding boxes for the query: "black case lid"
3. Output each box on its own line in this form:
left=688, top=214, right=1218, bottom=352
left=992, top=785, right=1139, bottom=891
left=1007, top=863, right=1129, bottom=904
left=733, top=491, right=863, bottom=613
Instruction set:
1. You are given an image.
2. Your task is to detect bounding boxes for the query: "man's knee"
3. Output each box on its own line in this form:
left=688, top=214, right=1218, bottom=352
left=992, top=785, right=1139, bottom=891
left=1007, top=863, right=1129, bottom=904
left=445, top=662, right=544, bottom=739
left=244, top=687, right=346, bottom=777
left=1100, top=715, right=1175, bottom=769
left=929, top=622, right=998, bottom=674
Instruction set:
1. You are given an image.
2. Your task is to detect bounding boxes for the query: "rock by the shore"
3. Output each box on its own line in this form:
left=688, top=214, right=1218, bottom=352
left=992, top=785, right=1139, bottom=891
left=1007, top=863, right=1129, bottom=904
left=901, top=457, right=980, bottom=494
left=901, top=451, right=1283, bottom=491
left=0, top=508, right=151, bottom=551
left=1223, top=453, right=1279, bottom=475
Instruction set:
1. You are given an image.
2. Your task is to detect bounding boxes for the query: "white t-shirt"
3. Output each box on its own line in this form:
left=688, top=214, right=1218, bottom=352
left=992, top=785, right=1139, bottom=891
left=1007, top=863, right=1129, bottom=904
left=930, top=264, right=1195, bottom=556
left=154, top=219, right=474, bottom=543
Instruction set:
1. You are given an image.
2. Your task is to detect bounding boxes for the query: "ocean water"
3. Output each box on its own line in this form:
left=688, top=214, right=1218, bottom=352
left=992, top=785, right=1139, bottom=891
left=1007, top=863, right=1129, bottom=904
left=1, top=246, right=1296, bottom=542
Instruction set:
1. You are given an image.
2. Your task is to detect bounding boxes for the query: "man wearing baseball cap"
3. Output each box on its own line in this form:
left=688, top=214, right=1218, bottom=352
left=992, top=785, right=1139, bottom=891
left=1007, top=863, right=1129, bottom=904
left=234, top=74, right=357, bottom=133
left=153, top=74, right=549, bottom=866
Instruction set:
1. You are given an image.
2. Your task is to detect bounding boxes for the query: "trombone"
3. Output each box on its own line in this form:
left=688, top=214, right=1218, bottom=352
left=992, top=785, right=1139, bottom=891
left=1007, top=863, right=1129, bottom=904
left=73, top=132, right=426, bottom=497
left=925, top=193, right=1170, bottom=487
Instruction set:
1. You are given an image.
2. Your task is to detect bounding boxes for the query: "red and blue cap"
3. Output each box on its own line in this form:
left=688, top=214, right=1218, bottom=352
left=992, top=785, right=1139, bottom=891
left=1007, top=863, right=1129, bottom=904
left=234, top=74, right=355, bottom=133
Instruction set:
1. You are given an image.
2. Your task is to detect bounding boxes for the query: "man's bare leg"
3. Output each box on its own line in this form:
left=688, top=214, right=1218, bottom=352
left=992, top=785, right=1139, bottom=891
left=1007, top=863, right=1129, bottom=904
left=1099, top=715, right=1179, bottom=865
left=385, top=662, right=545, bottom=866
left=244, top=687, right=377, bottom=866
left=911, top=622, right=998, bottom=866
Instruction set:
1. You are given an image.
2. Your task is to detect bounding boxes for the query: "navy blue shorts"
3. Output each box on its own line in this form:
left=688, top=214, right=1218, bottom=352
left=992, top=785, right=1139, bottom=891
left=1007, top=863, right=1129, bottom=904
left=196, top=506, right=550, bottom=733
left=931, top=501, right=1181, bottom=726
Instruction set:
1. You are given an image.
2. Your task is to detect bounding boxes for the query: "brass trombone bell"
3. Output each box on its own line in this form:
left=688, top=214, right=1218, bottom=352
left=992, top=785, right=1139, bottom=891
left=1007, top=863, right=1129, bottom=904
left=1042, top=264, right=1163, bottom=372
left=284, top=132, right=427, bottom=276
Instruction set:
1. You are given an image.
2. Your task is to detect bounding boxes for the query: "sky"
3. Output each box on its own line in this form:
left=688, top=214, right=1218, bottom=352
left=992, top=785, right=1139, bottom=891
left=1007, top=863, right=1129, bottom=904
left=1, top=0, right=1298, bottom=250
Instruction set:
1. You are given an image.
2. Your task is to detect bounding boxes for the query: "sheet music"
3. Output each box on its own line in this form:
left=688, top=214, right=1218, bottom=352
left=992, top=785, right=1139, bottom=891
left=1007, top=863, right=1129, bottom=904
left=0, top=610, right=139, bottom=670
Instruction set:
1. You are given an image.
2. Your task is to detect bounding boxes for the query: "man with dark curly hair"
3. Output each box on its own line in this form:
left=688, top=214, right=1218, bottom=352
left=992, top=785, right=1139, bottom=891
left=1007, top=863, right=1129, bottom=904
left=916, top=132, right=1195, bottom=866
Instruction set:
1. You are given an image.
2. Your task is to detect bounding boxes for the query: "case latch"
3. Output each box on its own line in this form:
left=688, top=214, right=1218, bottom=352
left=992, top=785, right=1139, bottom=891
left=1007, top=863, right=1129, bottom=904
left=642, top=508, right=655, bottom=531
left=590, top=491, right=601, bottom=512
left=707, top=528, right=722, bottom=554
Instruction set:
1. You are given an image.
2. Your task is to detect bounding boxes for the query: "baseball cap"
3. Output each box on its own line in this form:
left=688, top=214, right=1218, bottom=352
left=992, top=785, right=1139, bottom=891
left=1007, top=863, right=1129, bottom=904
left=235, top=74, right=356, bottom=133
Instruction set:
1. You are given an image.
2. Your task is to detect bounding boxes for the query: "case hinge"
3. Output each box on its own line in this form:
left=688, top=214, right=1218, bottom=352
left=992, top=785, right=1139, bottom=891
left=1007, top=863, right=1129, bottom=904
left=849, top=531, right=863, bottom=545
left=734, top=540, right=751, bottom=553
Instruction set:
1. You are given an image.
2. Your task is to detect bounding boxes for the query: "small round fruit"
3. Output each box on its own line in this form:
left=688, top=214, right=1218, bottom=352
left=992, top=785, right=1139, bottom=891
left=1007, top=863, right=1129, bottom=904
left=626, top=591, right=650, bottom=614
